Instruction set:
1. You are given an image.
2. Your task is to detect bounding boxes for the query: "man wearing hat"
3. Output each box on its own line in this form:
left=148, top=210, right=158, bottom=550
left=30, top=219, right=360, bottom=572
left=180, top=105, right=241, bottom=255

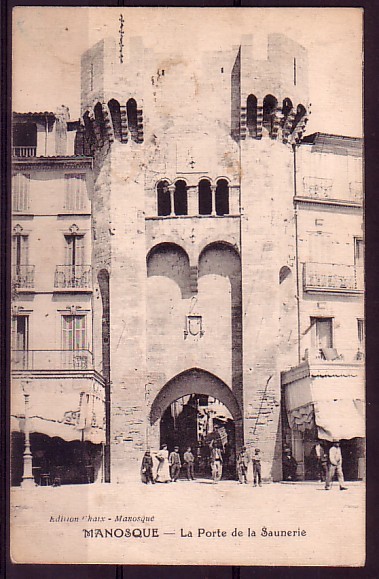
left=169, top=446, right=181, bottom=482
left=236, top=446, right=249, bottom=484
left=325, top=441, right=348, bottom=490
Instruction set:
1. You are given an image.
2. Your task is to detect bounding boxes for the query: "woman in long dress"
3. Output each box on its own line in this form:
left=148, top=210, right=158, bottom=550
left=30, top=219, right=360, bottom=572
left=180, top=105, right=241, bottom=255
left=155, top=444, right=171, bottom=483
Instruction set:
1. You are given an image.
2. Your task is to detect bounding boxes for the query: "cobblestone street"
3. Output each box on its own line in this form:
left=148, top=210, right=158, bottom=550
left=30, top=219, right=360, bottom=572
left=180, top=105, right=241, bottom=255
left=11, top=480, right=365, bottom=566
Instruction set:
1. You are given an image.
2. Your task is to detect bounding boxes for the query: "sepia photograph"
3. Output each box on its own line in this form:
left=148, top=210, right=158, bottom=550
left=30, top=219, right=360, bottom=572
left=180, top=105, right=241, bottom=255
left=10, top=6, right=364, bottom=566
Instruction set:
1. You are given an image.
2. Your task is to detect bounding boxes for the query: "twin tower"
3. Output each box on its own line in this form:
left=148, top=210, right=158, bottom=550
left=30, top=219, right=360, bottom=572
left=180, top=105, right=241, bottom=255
left=79, top=33, right=309, bottom=481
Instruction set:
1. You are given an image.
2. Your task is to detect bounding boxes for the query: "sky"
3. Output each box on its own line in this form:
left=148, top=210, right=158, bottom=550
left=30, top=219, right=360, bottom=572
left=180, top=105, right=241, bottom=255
left=12, top=7, right=363, bottom=137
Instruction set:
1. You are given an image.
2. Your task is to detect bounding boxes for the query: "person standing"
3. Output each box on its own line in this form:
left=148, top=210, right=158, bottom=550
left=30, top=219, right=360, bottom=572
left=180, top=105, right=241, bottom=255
left=183, top=447, right=195, bottom=480
left=155, top=444, right=171, bottom=483
left=325, top=441, right=348, bottom=491
left=236, top=446, right=249, bottom=484
left=141, top=450, right=155, bottom=484
left=282, top=447, right=297, bottom=481
left=210, top=444, right=223, bottom=484
left=253, top=448, right=262, bottom=487
left=314, top=441, right=328, bottom=482
left=169, top=446, right=181, bottom=482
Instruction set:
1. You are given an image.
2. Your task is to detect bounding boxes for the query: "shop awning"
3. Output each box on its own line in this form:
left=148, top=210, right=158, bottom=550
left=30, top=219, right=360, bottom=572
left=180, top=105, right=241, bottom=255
left=314, top=399, right=365, bottom=441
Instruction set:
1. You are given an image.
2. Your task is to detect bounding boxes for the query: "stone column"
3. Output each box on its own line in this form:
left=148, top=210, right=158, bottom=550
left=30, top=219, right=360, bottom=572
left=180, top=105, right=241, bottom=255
left=211, top=185, right=217, bottom=216
left=168, top=185, right=175, bottom=217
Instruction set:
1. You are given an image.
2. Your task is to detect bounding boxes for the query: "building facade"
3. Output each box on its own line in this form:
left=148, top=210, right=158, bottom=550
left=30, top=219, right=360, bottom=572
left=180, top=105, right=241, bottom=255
left=11, top=33, right=364, bottom=485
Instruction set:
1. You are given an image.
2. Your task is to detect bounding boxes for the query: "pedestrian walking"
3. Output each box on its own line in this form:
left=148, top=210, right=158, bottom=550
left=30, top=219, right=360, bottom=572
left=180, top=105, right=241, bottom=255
left=169, top=446, right=181, bottom=482
left=236, top=446, right=249, bottom=484
left=155, top=444, right=171, bottom=483
left=183, top=447, right=195, bottom=480
left=210, top=443, right=223, bottom=483
left=253, top=449, right=262, bottom=486
left=325, top=441, right=348, bottom=491
left=141, top=450, right=155, bottom=484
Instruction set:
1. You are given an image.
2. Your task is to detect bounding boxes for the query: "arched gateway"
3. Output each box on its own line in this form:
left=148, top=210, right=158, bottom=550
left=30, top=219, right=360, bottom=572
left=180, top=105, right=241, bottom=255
left=149, top=368, right=243, bottom=478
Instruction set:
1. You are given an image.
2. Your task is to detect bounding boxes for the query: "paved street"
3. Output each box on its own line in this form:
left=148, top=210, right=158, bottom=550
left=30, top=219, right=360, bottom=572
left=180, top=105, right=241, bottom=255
left=10, top=480, right=365, bottom=566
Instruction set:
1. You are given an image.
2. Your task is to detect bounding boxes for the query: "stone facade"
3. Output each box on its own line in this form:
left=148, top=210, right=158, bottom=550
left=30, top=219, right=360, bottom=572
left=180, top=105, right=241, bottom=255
left=11, top=32, right=364, bottom=485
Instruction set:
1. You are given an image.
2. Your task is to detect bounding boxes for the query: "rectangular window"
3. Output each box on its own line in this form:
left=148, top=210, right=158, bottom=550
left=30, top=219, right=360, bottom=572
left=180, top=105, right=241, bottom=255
left=12, top=315, right=29, bottom=351
left=12, top=234, right=29, bottom=266
left=65, top=235, right=84, bottom=266
left=12, top=173, right=30, bottom=212
left=354, top=238, right=364, bottom=267
left=62, top=315, right=86, bottom=351
left=311, top=317, right=333, bottom=350
left=12, top=315, right=29, bottom=369
left=357, top=319, right=365, bottom=349
left=64, top=174, right=86, bottom=211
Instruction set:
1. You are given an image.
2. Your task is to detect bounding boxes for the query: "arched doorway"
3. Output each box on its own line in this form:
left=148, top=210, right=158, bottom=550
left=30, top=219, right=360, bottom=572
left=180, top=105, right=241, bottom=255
left=149, top=368, right=243, bottom=479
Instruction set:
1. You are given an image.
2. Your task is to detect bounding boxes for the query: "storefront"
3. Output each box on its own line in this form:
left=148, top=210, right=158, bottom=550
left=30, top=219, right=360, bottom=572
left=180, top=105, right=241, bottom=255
left=281, top=361, right=365, bottom=481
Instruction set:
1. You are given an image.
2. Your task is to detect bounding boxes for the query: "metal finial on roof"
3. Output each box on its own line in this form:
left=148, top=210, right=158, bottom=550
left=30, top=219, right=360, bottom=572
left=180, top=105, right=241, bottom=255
left=119, top=14, right=125, bottom=64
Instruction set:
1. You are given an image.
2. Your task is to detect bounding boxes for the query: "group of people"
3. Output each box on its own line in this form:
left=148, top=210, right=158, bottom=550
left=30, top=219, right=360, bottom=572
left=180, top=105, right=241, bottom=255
left=236, top=447, right=262, bottom=486
left=141, top=443, right=263, bottom=485
left=314, top=440, right=348, bottom=491
left=283, top=440, right=348, bottom=490
left=141, top=444, right=196, bottom=484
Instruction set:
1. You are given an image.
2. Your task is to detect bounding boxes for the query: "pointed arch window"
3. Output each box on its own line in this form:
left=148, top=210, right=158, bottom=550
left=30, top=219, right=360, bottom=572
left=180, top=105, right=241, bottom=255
left=198, top=179, right=212, bottom=215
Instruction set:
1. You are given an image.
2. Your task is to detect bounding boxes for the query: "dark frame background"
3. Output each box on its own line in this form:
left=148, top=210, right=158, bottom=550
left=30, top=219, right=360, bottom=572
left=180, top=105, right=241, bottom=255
left=1, top=1, right=378, bottom=578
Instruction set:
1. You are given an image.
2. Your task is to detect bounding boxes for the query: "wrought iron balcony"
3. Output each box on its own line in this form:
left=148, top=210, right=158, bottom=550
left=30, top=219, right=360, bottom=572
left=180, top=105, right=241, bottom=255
left=12, top=265, right=35, bottom=289
left=54, top=265, right=92, bottom=289
left=303, top=262, right=363, bottom=293
left=301, top=177, right=363, bottom=204
left=12, top=349, right=93, bottom=371
left=13, top=146, right=37, bottom=158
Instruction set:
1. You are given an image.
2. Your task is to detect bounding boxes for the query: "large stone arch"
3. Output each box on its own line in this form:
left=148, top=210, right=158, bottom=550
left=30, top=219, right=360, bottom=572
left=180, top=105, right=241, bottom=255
left=149, top=368, right=243, bottom=452
left=146, top=242, right=191, bottom=299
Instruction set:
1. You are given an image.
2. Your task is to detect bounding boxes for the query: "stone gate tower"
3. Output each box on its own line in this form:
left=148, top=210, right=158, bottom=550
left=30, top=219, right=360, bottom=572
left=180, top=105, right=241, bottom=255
left=79, top=33, right=309, bottom=482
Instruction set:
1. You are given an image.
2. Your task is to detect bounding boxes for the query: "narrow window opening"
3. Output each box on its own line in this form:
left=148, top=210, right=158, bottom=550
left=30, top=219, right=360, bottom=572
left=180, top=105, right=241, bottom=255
left=293, top=58, right=297, bottom=85
left=174, top=180, right=188, bottom=216
left=282, top=98, right=293, bottom=121
left=94, top=102, right=107, bottom=141
left=292, top=104, right=306, bottom=130
left=108, top=99, right=122, bottom=141
left=215, top=179, right=229, bottom=216
left=127, top=98, right=138, bottom=142
left=246, top=94, right=258, bottom=137
left=263, top=95, right=278, bottom=135
left=157, top=180, right=171, bottom=216
left=198, top=179, right=212, bottom=215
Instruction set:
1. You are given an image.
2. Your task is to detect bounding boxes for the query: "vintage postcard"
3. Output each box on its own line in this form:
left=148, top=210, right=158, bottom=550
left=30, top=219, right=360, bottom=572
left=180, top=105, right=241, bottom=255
left=10, top=7, right=364, bottom=566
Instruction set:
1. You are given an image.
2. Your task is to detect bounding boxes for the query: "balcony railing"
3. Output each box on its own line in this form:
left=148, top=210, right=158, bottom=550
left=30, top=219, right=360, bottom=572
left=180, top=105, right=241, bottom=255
left=303, top=348, right=364, bottom=364
left=54, top=265, right=92, bottom=289
left=13, top=146, right=37, bottom=158
left=301, top=177, right=363, bottom=204
left=303, top=262, right=363, bottom=292
left=12, top=265, right=35, bottom=289
left=12, top=349, right=93, bottom=371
